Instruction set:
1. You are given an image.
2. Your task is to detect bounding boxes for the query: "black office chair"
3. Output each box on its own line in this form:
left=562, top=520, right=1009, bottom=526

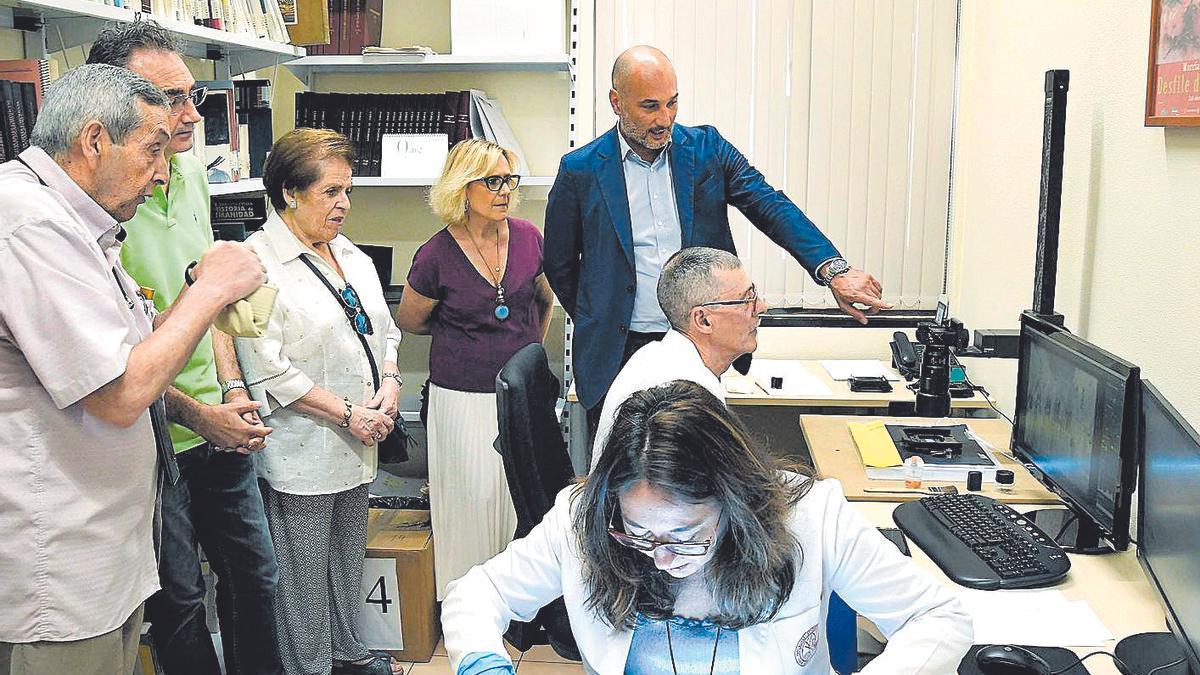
left=495, top=343, right=580, bottom=661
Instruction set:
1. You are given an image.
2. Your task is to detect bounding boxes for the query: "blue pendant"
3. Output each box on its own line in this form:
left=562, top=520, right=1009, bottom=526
left=494, top=304, right=510, bottom=321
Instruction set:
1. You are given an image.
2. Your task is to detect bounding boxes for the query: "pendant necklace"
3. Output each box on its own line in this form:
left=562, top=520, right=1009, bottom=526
left=665, top=619, right=721, bottom=675
left=465, top=223, right=509, bottom=321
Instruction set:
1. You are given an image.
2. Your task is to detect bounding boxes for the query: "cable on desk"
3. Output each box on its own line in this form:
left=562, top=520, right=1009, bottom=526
left=1146, top=657, right=1188, bottom=675
left=1048, top=650, right=1134, bottom=675
left=1051, top=512, right=1080, bottom=543
left=963, top=373, right=1015, bottom=427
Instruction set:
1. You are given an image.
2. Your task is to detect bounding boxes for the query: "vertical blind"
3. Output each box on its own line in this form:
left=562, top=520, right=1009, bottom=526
left=589, top=0, right=957, bottom=309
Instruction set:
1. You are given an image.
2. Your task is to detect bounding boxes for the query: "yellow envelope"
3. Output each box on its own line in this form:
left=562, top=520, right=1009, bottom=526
left=214, top=284, right=278, bottom=338
left=848, top=420, right=903, bottom=468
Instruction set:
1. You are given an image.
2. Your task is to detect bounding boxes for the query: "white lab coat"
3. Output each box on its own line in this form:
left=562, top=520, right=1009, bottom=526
left=442, top=477, right=972, bottom=674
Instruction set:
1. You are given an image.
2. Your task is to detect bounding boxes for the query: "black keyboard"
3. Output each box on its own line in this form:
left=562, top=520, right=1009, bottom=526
left=893, top=494, right=1071, bottom=590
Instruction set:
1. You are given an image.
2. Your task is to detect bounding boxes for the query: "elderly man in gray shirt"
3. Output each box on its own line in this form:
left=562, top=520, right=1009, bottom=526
left=0, top=64, right=266, bottom=675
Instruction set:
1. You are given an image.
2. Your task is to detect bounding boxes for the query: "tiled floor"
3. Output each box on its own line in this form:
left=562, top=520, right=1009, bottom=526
left=402, top=639, right=585, bottom=674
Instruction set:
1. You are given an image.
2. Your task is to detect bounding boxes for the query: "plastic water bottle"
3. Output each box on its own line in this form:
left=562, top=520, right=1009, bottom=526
left=904, top=456, right=925, bottom=489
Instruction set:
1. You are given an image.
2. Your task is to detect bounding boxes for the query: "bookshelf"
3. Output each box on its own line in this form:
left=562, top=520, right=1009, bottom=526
left=284, top=53, right=571, bottom=86
left=0, top=0, right=303, bottom=75
left=261, top=0, right=579, bottom=445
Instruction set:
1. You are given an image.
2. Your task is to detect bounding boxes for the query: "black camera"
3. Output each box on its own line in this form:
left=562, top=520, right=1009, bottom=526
left=913, top=299, right=969, bottom=417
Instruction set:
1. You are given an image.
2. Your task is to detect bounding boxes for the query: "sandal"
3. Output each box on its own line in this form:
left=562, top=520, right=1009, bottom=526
left=370, top=650, right=405, bottom=674
left=332, top=653, right=403, bottom=675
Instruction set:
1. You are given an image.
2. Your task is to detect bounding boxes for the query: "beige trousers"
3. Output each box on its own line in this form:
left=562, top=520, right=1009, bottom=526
left=0, top=605, right=144, bottom=675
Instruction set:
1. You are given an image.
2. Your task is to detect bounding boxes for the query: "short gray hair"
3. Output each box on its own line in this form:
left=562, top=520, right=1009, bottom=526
left=657, top=247, right=744, bottom=331
left=31, top=64, right=169, bottom=158
left=86, top=20, right=182, bottom=67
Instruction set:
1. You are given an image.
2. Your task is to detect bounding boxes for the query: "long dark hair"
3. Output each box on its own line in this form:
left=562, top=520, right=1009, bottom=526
left=572, top=380, right=812, bottom=630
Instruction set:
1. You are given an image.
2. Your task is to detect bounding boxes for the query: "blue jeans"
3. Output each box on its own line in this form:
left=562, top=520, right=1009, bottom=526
left=146, top=443, right=281, bottom=675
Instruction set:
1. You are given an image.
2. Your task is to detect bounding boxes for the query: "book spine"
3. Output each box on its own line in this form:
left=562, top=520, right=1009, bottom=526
left=10, top=83, right=27, bottom=151
left=18, top=83, right=36, bottom=141
left=455, top=89, right=470, bottom=144
left=439, top=91, right=456, bottom=146
left=347, top=0, right=363, bottom=55
left=363, top=0, right=382, bottom=48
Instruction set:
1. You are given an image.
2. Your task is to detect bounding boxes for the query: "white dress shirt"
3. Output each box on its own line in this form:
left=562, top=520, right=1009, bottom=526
left=591, top=330, right=723, bottom=469
left=442, top=477, right=973, bottom=674
left=0, top=147, right=160, bottom=641
left=236, top=210, right=402, bottom=495
left=619, top=132, right=683, bottom=332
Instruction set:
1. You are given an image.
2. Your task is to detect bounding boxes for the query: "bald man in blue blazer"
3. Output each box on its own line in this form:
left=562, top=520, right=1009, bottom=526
left=545, top=45, right=887, bottom=429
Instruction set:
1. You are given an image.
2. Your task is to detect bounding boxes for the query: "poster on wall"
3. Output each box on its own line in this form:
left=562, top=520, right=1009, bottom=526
left=1146, top=0, right=1200, bottom=126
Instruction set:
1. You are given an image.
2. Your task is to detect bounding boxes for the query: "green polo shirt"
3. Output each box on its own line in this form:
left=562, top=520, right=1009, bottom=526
left=119, top=152, right=217, bottom=453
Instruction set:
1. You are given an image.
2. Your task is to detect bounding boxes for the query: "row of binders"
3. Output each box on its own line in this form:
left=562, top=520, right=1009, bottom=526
left=0, top=60, right=53, bottom=163
left=119, top=0, right=293, bottom=43
left=295, top=90, right=527, bottom=178
left=182, top=80, right=273, bottom=183
left=302, top=0, right=383, bottom=55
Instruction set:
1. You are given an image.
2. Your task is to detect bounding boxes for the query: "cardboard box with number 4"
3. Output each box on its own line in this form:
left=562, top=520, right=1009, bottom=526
left=358, top=509, right=439, bottom=662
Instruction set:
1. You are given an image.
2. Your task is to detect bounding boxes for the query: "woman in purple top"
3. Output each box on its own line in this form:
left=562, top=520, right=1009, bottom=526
left=396, top=139, right=555, bottom=599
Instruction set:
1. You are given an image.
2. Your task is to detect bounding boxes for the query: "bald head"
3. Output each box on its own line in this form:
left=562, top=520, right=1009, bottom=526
left=611, top=45, right=675, bottom=93
left=609, top=46, right=679, bottom=160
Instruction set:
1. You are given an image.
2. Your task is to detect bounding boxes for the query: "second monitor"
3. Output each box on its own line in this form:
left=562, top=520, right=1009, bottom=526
left=1010, top=311, right=1140, bottom=554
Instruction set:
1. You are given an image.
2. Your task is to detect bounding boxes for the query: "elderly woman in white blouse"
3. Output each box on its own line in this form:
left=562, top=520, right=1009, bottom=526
left=235, top=129, right=404, bottom=675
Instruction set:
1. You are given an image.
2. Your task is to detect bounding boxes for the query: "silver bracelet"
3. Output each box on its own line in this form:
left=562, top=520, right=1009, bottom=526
left=381, top=372, right=403, bottom=386
left=220, top=378, right=247, bottom=398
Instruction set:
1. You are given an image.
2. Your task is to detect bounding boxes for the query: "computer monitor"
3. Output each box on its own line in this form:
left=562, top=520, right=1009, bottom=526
left=357, top=244, right=395, bottom=290
left=1118, top=381, right=1200, bottom=674
left=1010, top=311, right=1139, bottom=553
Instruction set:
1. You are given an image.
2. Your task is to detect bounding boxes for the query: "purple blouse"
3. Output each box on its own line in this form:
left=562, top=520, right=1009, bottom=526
left=407, top=217, right=544, bottom=393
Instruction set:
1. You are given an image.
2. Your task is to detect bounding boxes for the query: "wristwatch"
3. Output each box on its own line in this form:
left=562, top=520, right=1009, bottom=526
left=221, top=379, right=247, bottom=398
left=817, top=257, right=851, bottom=286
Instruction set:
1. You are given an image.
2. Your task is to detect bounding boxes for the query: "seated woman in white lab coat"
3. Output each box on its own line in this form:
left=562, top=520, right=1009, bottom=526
left=442, top=380, right=972, bottom=674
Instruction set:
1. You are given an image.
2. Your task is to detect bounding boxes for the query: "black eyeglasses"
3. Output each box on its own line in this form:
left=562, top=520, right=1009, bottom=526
left=338, top=283, right=374, bottom=335
left=472, top=174, right=521, bottom=193
left=606, top=508, right=721, bottom=557
left=696, top=284, right=759, bottom=310
left=165, top=86, right=208, bottom=116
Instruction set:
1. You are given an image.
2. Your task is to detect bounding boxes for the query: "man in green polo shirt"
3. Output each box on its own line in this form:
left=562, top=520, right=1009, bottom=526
left=88, top=22, right=282, bottom=675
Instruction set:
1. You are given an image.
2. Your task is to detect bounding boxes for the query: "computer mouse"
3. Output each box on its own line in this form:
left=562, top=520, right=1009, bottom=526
left=975, top=644, right=1053, bottom=675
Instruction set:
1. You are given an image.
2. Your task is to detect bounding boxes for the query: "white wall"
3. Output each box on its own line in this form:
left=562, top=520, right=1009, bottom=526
left=950, top=1, right=1200, bottom=423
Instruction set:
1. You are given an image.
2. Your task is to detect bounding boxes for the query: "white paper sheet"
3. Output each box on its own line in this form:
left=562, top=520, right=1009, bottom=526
left=820, top=359, right=902, bottom=381
left=956, top=589, right=1114, bottom=647
left=380, top=133, right=448, bottom=179
left=722, top=373, right=763, bottom=395
left=748, top=359, right=832, bottom=397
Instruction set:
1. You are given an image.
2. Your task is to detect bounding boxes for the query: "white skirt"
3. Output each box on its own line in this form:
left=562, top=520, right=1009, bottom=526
left=426, top=382, right=518, bottom=600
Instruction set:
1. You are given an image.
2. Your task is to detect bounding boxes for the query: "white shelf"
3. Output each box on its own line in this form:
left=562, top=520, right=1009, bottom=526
left=352, top=175, right=554, bottom=188
left=284, top=53, right=571, bottom=85
left=209, top=178, right=264, bottom=196
left=208, top=176, right=554, bottom=197
left=3, top=0, right=303, bottom=74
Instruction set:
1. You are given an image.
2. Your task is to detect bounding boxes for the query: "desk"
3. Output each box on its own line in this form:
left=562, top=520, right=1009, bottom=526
left=566, top=359, right=991, bottom=410
left=800, top=414, right=1061, bottom=504
left=852, top=501, right=1166, bottom=675
left=564, top=360, right=991, bottom=473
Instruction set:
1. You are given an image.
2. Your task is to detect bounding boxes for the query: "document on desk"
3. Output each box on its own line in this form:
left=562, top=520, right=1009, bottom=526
left=956, top=589, right=1114, bottom=647
left=849, top=420, right=1001, bottom=481
left=748, top=359, right=832, bottom=397
left=722, top=373, right=763, bottom=395
left=820, top=359, right=902, bottom=381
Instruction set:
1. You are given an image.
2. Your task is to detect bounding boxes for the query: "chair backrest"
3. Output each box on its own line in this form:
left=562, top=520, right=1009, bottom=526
left=496, top=343, right=575, bottom=539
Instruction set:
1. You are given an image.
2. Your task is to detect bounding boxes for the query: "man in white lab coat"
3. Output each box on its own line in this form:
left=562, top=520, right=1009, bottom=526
left=590, top=246, right=764, bottom=468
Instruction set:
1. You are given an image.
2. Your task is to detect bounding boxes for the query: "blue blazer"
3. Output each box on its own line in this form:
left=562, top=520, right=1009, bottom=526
left=544, top=124, right=840, bottom=409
